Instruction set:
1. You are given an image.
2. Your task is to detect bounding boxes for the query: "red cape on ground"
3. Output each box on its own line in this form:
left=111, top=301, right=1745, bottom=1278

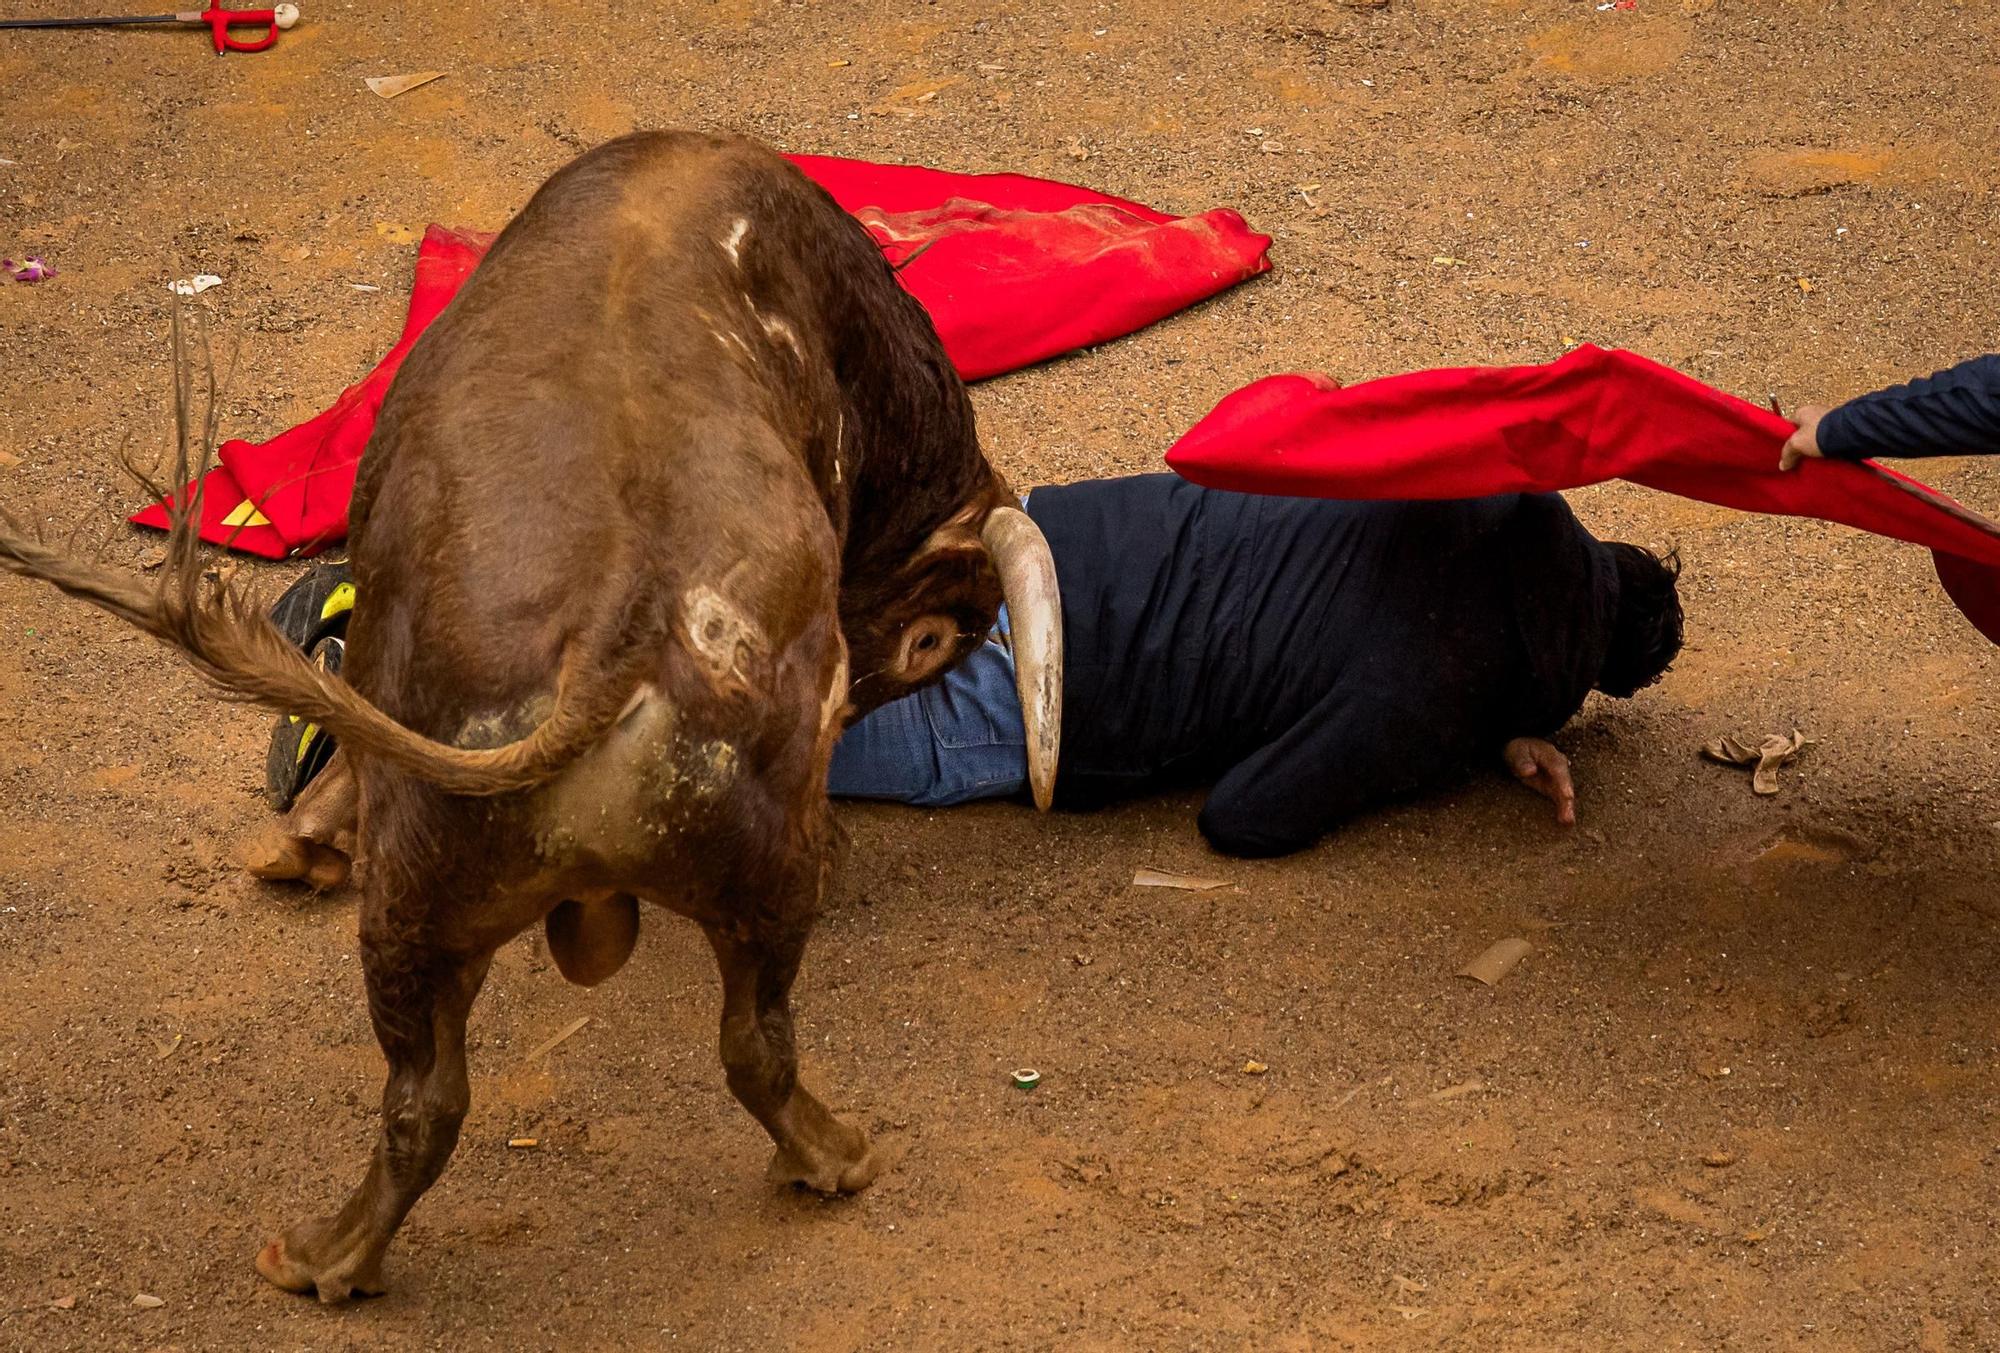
left=135, top=154, right=1272, bottom=557
left=1166, top=344, right=2000, bottom=643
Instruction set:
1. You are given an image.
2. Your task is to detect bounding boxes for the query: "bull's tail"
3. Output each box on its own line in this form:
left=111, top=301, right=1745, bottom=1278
left=0, top=305, right=648, bottom=798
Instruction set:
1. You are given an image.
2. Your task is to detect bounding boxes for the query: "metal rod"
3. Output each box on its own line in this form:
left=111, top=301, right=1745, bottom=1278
left=0, top=13, right=179, bottom=26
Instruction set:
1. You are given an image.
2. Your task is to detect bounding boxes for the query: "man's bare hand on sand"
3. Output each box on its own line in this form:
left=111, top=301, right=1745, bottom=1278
left=1504, top=736, right=1576, bottom=825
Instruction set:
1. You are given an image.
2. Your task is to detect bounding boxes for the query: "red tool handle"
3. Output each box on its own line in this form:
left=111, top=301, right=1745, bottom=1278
left=204, top=5, right=277, bottom=51
left=198, top=4, right=278, bottom=52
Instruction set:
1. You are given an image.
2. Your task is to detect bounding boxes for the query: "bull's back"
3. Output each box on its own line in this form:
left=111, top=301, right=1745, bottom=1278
left=343, top=134, right=851, bottom=771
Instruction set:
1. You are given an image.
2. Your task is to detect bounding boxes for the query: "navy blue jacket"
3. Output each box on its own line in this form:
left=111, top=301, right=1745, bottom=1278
left=1820, top=354, right=2000, bottom=460
left=1025, top=477, right=1621, bottom=857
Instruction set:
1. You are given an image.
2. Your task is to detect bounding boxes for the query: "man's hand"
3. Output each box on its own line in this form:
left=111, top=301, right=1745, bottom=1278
left=1779, top=405, right=1829, bottom=471
left=1503, top=737, right=1575, bottom=825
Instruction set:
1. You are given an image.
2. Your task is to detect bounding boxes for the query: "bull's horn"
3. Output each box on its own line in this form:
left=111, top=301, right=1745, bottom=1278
left=982, top=505, right=1062, bottom=811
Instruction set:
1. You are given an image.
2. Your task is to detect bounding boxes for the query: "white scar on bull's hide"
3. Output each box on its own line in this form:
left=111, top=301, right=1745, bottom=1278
left=710, top=328, right=757, bottom=365
left=684, top=584, right=765, bottom=688
left=721, top=217, right=749, bottom=266
left=695, top=299, right=758, bottom=367
left=819, top=649, right=851, bottom=735
left=757, top=310, right=802, bottom=357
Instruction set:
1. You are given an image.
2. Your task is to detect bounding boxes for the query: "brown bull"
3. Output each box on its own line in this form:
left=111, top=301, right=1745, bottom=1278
left=0, top=130, right=1061, bottom=1302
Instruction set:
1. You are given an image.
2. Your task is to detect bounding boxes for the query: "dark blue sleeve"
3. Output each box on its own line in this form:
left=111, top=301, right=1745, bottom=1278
left=1818, top=354, right=2000, bottom=460
left=1195, top=663, right=1477, bottom=859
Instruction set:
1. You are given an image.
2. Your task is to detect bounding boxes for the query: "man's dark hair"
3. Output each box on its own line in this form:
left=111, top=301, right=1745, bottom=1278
left=1597, top=544, right=1684, bottom=698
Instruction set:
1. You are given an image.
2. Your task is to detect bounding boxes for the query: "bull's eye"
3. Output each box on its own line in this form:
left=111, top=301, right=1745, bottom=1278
left=892, top=614, right=959, bottom=684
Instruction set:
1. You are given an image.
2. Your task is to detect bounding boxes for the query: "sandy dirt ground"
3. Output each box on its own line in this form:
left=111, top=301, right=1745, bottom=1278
left=4, top=0, right=2000, bottom=1347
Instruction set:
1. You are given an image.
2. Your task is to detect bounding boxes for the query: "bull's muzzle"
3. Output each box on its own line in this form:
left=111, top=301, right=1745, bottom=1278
left=980, top=505, right=1063, bottom=811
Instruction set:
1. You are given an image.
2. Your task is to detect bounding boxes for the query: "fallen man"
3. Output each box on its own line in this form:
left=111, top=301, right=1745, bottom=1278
left=262, top=474, right=1684, bottom=867
left=831, top=475, right=1683, bottom=855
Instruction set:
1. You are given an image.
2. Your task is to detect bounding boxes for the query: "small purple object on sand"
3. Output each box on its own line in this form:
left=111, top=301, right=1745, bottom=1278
left=3, top=256, right=56, bottom=283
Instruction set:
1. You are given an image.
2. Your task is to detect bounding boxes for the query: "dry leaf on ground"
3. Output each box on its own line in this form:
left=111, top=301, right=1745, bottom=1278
left=1132, top=867, right=1230, bottom=891
left=1458, top=937, right=1532, bottom=986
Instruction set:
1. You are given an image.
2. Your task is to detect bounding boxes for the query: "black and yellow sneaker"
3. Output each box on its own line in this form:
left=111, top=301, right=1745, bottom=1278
left=264, top=560, right=355, bottom=810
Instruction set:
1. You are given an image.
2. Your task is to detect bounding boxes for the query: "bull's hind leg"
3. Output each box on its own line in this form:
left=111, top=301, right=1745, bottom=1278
left=256, top=882, right=496, bottom=1303
left=242, top=750, right=359, bottom=890
left=705, top=883, right=879, bottom=1195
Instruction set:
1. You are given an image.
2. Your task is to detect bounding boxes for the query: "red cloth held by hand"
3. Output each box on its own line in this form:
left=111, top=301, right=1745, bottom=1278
left=1165, top=344, right=2000, bottom=643
left=133, top=156, right=1271, bottom=558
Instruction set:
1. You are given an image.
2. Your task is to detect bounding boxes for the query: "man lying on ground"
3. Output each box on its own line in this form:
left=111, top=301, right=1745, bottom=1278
left=1781, top=353, right=2000, bottom=470
left=254, top=474, right=1684, bottom=877
left=828, top=474, right=1682, bottom=856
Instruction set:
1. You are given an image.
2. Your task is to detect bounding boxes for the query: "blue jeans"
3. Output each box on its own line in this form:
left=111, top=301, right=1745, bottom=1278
left=827, top=607, right=1029, bottom=806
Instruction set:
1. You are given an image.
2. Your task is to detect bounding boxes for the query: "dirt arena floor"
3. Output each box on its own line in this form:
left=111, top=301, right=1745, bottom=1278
left=4, top=0, right=2000, bottom=1347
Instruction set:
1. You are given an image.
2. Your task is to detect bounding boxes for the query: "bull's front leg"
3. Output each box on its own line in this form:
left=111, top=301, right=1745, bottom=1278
left=704, top=901, right=879, bottom=1195
left=257, top=898, right=494, bottom=1303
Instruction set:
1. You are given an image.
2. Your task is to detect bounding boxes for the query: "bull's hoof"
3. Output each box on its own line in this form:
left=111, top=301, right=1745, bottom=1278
left=301, top=846, right=352, bottom=892
left=242, top=827, right=351, bottom=892
left=767, top=1126, right=881, bottom=1195
left=242, top=827, right=311, bottom=882
left=255, top=1225, right=387, bottom=1305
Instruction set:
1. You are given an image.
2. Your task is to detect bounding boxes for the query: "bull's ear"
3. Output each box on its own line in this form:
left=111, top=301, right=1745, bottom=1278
left=914, top=501, right=989, bottom=563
